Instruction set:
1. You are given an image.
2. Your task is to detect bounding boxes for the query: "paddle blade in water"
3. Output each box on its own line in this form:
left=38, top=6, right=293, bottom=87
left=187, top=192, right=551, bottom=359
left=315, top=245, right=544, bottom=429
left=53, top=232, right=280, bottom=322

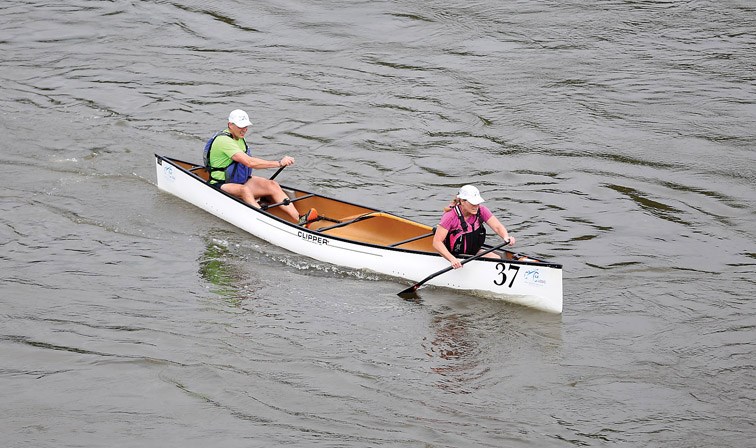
left=397, top=285, right=420, bottom=299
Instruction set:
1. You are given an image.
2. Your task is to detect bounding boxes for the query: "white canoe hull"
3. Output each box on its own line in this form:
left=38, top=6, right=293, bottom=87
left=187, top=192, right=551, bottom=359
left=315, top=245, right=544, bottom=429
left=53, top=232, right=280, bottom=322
left=155, top=155, right=563, bottom=313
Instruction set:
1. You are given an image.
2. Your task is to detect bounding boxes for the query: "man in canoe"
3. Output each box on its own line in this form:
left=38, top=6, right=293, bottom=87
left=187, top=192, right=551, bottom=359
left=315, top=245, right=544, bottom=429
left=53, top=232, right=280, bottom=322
left=203, top=109, right=317, bottom=226
left=432, top=185, right=516, bottom=269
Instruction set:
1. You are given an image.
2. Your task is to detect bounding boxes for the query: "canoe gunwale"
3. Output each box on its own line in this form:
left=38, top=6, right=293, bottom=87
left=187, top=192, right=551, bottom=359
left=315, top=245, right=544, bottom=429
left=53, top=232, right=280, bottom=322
left=156, top=154, right=563, bottom=268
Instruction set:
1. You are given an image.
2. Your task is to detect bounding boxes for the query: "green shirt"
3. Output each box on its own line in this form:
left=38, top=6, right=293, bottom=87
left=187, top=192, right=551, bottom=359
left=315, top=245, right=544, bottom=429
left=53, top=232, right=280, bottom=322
left=209, top=129, right=248, bottom=182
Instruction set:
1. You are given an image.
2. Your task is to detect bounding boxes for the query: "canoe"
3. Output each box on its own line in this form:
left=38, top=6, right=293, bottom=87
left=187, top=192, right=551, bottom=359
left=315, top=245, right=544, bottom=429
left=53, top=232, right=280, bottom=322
left=155, top=155, right=563, bottom=313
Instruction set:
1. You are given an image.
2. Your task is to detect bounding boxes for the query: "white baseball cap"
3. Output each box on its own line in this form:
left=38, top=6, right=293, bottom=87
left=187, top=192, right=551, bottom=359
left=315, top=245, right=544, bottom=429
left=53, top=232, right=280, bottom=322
left=228, top=109, right=252, bottom=128
left=457, top=185, right=485, bottom=205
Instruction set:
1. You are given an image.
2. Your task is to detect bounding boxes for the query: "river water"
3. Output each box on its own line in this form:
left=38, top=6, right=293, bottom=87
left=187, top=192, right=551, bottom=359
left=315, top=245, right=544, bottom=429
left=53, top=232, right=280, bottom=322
left=1, top=1, right=754, bottom=446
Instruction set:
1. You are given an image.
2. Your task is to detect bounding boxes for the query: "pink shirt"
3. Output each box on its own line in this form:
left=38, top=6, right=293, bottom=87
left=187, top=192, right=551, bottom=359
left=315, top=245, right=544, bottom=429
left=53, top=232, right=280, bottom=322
left=439, top=205, right=493, bottom=235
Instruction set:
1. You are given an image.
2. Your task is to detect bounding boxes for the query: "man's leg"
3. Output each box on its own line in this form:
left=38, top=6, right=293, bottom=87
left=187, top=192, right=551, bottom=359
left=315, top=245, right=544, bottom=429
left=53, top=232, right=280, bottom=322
left=247, top=176, right=299, bottom=221
left=221, top=182, right=259, bottom=207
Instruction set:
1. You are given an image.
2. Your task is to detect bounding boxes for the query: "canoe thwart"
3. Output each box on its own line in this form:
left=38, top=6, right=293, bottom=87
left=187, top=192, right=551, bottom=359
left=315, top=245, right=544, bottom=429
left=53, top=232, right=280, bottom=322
left=261, top=194, right=315, bottom=210
left=316, top=213, right=377, bottom=232
left=388, top=228, right=436, bottom=247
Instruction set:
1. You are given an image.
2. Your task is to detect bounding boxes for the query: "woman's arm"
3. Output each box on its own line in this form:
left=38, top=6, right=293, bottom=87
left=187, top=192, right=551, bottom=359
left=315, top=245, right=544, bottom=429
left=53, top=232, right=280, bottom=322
left=432, top=226, right=463, bottom=269
left=486, top=215, right=515, bottom=246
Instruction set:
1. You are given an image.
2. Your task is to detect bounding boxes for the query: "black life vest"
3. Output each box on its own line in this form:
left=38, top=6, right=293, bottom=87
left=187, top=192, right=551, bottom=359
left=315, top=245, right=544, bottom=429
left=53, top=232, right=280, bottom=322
left=444, top=205, right=486, bottom=256
left=203, top=130, right=252, bottom=184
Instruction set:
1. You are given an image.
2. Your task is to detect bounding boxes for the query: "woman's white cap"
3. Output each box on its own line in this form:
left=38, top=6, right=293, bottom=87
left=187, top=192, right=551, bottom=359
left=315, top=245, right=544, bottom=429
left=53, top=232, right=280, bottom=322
left=228, top=109, right=252, bottom=128
left=457, top=185, right=485, bottom=205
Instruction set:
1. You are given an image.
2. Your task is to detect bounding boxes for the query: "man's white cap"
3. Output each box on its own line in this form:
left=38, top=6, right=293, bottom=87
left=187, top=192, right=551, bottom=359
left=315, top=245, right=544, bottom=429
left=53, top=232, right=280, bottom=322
left=228, top=109, right=252, bottom=128
left=457, top=185, right=485, bottom=205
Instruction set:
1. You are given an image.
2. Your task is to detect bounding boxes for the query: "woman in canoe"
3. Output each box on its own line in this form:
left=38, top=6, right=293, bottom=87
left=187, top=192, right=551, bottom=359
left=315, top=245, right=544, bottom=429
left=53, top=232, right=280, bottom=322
left=432, top=185, right=516, bottom=269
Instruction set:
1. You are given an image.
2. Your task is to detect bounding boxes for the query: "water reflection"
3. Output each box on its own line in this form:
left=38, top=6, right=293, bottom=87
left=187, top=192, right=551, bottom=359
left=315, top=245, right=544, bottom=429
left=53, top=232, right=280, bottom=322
left=415, top=294, right=564, bottom=395
left=198, top=236, right=253, bottom=307
left=422, top=310, right=482, bottom=394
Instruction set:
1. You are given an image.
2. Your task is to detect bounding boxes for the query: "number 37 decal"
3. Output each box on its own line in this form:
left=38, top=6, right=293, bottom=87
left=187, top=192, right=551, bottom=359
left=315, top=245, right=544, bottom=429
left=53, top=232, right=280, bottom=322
left=494, top=263, right=520, bottom=288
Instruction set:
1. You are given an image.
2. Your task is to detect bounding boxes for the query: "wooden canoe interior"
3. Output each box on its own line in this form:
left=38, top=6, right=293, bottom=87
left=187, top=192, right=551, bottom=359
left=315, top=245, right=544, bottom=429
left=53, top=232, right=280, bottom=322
left=275, top=192, right=436, bottom=251
left=167, top=158, right=537, bottom=261
left=171, top=159, right=436, bottom=251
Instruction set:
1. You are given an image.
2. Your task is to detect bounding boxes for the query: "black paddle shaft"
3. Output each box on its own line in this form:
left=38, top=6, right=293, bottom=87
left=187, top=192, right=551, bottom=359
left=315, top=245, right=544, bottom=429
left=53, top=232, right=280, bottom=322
left=397, top=240, right=510, bottom=298
left=269, top=165, right=286, bottom=180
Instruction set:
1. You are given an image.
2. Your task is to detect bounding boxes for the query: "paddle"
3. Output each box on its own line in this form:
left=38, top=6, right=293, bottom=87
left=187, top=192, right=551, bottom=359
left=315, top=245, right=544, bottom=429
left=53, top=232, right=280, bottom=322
left=397, top=239, right=511, bottom=299
left=270, top=164, right=286, bottom=180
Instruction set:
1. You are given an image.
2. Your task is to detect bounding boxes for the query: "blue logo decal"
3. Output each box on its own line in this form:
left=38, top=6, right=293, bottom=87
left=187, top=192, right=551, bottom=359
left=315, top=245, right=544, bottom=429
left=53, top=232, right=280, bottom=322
left=524, top=269, right=547, bottom=286
left=163, top=165, right=175, bottom=182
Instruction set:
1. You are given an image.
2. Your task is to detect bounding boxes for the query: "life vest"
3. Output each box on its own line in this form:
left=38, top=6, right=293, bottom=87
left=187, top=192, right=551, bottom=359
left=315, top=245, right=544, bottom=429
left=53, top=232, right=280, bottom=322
left=444, top=205, right=486, bottom=256
left=203, top=130, right=252, bottom=184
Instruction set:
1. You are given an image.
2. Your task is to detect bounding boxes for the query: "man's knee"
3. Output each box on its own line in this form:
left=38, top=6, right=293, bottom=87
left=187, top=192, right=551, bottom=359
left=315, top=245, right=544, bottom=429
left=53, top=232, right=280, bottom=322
left=260, top=178, right=281, bottom=194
